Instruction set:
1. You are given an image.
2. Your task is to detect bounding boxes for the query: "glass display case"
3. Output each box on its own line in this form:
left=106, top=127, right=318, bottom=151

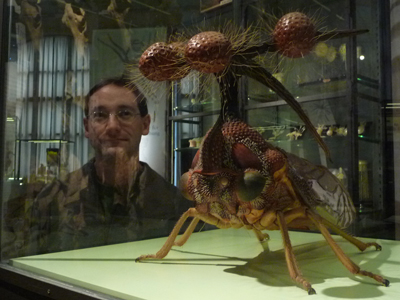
left=243, top=0, right=391, bottom=239
left=0, top=0, right=398, bottom=299
left=170, top=0, right=392, bottom=239
left=170, top=73, right=220, bottom=185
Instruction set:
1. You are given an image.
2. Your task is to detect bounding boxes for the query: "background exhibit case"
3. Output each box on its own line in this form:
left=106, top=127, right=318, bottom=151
left=0, top=0, right=399, bottom=299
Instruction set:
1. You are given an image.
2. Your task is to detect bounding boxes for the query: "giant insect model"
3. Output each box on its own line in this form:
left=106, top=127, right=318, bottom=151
left=134, top=12, right=389, bottom=294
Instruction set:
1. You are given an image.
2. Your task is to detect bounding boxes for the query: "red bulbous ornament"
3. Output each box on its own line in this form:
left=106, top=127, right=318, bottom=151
left=185, top=31, right=232, bottom=73
left=139, top=42, right=188, bottom=81
left=273, top=12, right=316, bottom=58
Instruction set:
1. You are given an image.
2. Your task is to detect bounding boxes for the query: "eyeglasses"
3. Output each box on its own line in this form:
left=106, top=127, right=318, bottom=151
left=89, top=109, right=142, bottom=124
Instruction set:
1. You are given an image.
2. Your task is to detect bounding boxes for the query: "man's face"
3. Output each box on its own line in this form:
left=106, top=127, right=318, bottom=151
left=84, top=84, right=150, bottom=158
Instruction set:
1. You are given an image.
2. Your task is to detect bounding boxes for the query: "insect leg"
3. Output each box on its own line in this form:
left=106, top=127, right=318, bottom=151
left=253, top=229, right=270, bottom=241
left=253, top=229, right=270, bottom=251
left=254, top=210, right=279, bottom=230
left=307, top=211, right=390, bottom=287
left=174, top=217, right=200, bottom=246
left=320, top=218, right=382, bottom=251
left=195, top=214, right=234, bottom=229
left=136, top=208, right=198, bottom=261
left=277, top=211, right=316, bottom=295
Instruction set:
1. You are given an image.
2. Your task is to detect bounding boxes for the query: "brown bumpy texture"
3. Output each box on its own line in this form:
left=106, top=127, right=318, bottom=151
left=185, top=31, right=232, bottom=73
left=139, top=42, right=188, bottom=81
left=222, top=120, right=273, bottom=171
left=196, top=118, right=225, bottom=172
left=273, top=12, right=316, bottom=58
left=222, top=120, right=268, bottom=149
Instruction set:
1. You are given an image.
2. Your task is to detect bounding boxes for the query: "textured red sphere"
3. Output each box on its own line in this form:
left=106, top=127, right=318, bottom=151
left=185, top=31, right=232, bottom=73
left=273, top=12, right=316, bottom=58
left=139, top=42, right=188, bottom=81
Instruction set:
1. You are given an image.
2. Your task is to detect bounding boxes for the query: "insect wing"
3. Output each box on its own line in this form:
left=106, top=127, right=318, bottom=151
left=285, top=152, right=356, bottom=228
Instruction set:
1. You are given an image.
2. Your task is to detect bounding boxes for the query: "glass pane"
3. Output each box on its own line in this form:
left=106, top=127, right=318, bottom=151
left=172, top=72, right=221, bottom=115
left=246, top=0, right=348, bottom=101
left=172, top=114, right=218, bottom=185
left=247, top=96, right=351, bottom=167
left=0, top=0, right=396, bottom=298
left=1, top=0, right=192, bottom=261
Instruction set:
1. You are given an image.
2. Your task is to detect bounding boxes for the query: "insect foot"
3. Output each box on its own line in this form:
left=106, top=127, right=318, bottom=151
left=308, top=288, right=316, bottom=295
left=367, top=242, right=382, bottom=251
left=135, top=254, right=154, bottom=262
left=383, top=279, right=390, bottom=287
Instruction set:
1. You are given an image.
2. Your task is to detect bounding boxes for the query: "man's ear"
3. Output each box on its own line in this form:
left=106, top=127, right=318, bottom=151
left=83, top=117, right=90, bottom=138
left=141, top=114, right=151, bottom=136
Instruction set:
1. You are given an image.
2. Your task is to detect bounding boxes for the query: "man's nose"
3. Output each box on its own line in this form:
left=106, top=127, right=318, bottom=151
left=105, top=114, right=121, bottom=130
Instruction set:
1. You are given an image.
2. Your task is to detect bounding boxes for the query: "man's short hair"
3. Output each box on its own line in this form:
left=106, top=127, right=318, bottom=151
left=84, top=77, right=148, bottom=117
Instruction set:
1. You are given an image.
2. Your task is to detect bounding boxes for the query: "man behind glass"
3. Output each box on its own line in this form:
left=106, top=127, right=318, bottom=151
left=8, top=77, right=191, bottom=256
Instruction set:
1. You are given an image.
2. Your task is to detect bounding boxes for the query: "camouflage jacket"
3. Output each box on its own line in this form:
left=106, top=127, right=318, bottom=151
left=5, top=159, right=190, bottom=257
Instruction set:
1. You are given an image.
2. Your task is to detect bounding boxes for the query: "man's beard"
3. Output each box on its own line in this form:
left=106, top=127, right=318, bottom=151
left=97, top=135, right=141, bottom=159
left=96, top=147, right=140, bottom=194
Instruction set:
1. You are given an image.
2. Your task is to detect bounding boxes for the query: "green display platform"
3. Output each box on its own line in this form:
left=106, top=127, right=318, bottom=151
left=11, top=228, right=399, bottom=300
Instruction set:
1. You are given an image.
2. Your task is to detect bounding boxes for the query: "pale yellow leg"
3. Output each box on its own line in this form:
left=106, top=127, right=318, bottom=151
left=174, top=217, right=200, bottom=246
left=253, top=228, right=269, bottom=242
left=136, top=208, right=197, bottom=261
left=136, top=208, right=233, bottom=261
left=321, top=218, right=382, bottom=251
left=307, top=210, right=389, bottom=287
left=277, top=211, right=316, bottom=294
left=196, top=214, right=234, bottom=229
left=283, top=207, right=381, bottom=252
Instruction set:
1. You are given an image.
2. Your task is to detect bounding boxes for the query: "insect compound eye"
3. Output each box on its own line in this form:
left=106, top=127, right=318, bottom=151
left=237, top=170, right=266, bottom=202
